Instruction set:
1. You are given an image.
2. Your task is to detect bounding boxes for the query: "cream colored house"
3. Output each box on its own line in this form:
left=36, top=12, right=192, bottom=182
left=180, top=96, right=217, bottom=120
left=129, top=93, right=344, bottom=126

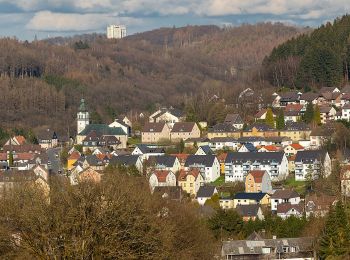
left=142, top=122, right=170, bottom=143
left=170, top=122, right=200, bottom=141
left=341, top=166, right=350, bottom=197
left=178, top=169, right=204, bottom=196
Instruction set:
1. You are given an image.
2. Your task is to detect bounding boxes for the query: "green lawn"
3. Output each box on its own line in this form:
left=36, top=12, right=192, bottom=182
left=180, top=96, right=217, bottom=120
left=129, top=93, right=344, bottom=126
left=212, top=175, right=225, bottom=186
left=128, top=136, right=141, bottom=146
left=283, top=177, right=307, bottom=195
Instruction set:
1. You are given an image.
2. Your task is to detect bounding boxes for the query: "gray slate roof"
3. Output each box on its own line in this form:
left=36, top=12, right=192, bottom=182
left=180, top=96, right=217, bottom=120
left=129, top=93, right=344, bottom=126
left=224, top=113, right=243, bottom=125
left=153, top=155, right=177, bottom=167
left=109, top=155, right=140, bottom=166
left=236, top=204, right=261, bottom=217
left=185, top=155, right=217, bottom=167
left=79, top=124, right=126, bottom=136
left=295, top=150, right=327, bottom=163
left=197, top=186, right=216, bottom=198
left=225, top=152, right=284, bottom=164
left=208, top=123, right=238, bottom=133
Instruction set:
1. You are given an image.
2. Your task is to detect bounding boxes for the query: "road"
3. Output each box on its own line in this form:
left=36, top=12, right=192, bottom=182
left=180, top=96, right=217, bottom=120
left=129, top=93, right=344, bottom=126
left=47, top=147, right=63, bottom=174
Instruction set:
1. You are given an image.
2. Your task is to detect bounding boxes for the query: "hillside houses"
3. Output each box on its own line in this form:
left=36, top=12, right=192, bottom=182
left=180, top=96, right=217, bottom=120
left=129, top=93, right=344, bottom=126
left=225, top=152, right=288, bottom=182
left=294, top=150, right=331, bottom=181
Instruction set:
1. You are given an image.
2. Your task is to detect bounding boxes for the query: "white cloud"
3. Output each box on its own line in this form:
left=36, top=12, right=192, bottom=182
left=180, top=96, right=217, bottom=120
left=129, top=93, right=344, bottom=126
left=26, top=11, right=142, bottom=32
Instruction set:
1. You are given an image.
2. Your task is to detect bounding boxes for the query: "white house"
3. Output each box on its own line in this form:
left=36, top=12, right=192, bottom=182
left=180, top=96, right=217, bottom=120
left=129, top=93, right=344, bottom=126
left=225, top=152, right=289, bottom=182
left=196, top=186, right=218, bottom=205
left=132, top=144, right=165, bottom=162
left=149, top=170, right=177, bottom=192
left=152, top=155, right=181, bottom=173
left=184, top=155, right=220, bottom=183
left=277, top=203, right=304, bottom=219
left=209, top=137, right=239, bottom=151
left=149, top=107, right=184, bottom=129
left=109, top=119, right=131, bottom=136
left=294, top=150, right=331, bottom=181
left=341, top=104, right=350, bottom=121
left=270, top=189, right=301, bottom=211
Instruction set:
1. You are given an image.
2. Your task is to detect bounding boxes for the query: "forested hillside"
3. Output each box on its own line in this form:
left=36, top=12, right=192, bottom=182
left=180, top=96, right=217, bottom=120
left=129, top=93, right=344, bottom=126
left=0, top=23, right=304, bottom=133
left=264, top=15, right=350, bottom=90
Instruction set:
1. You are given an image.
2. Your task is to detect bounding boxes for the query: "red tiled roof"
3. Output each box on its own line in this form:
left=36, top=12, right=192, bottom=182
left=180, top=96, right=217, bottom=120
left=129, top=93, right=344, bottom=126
left=263, top=145, right=279, bottom=151
left=171, top=154, right=189, bottom=163
left=285, top=104, right=303, bottom=112
left=15, top=153, right=35, bottom=161
left=154, top=170, right=171, bottom=183
left=290, top=143, right=304, bottom=150
left=14, top=136, right=26, bottom=145
left=248, top=170, right=266, bottom=183
left=254, top=109, right=267, bottom=118
left=178, top=169, right=200, bottom=181
left=217, top=153, right=228, bottom=162
left=68, top=151, right=81, bottom=160
left=0, top=153, right=7, bottom=161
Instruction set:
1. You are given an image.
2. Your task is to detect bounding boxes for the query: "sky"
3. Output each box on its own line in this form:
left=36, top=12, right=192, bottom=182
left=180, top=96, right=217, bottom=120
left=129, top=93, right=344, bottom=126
left=1, top=0, right=350, bottom=40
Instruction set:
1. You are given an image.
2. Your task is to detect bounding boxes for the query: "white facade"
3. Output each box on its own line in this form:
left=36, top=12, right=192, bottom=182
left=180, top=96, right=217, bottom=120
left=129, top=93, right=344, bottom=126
left=149, top=171, right=176, bottom=191
left=209, top=140, right=239, bottom=151
left=185, top=158, right=220, bottom=183
left=77, top=111, right=89, bottom=135
left=225, top=153, right=289, bottom=183
left=107, top=25, right=126, bottom=39
left=294, top=152, right=331, bottom=181
left=271, top=196, right=300, bottom=211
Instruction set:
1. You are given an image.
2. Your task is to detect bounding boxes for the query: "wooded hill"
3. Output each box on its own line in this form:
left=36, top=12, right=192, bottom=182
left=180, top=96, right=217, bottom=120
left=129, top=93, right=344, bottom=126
left=0, top=23, right=304, bottom=133
left=264, top=15, right=350, bottom=90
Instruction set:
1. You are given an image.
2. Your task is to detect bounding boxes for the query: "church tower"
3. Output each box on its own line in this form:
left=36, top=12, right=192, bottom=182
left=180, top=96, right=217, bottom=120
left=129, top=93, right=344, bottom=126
left=77, top=98, right=89, bottom=134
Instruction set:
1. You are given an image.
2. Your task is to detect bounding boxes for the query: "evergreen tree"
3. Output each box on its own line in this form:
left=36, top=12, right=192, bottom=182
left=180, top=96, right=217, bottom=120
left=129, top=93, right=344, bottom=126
left=304, top=103, right=314, bottom=123
left=276, top=109, right=285, bottom=130
left=265, top=108, right=275, bottom=128
left=179, top=139, right=185, bottom=153
left=313, top=105, right=321, bottom=125
left=319, top=201, right=350, bottom=259
left=8, top=152, right=13, bottom=167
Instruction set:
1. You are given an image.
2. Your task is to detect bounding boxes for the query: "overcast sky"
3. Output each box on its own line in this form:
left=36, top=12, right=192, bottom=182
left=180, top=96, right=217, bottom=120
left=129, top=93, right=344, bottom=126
left=1, top=0, right=349, bottom=40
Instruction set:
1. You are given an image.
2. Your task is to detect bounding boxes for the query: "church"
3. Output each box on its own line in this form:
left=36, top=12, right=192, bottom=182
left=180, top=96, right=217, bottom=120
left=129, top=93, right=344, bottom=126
left=76, top=99, right=128, bottom=150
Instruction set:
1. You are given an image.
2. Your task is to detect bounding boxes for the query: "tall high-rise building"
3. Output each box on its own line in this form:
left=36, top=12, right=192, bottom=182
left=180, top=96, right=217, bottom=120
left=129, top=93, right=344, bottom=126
left=107, top=25, right=127, bottom=39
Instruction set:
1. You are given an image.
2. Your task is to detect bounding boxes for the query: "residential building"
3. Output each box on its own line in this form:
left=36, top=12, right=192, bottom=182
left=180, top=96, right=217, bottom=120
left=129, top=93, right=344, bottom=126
left=270, top=189, right=300, bottom=211
left=219, top=195, right=234, bottom=209
left=149, top=170, right=177, bottom=192
left=141, top=122, right=171, bottom=143
left=279, top=122, right=311, bottom=141
left=151, top=155, right=181, bottom=173
left=207, top=123, right=241, bottom=139
left=67, top=151, right=81, bottom=170
left=236, top=204, right=264, bottom=221
left=341, top=103, right=350, bottom=121
left=238, top=143, right=257, bottom=153
left=170, top=122, right=201, bottom=141
left=224, top=113, right=244, bottom=129
left=178, top=169, right=204, bottom=196
left=196, top=186, right=218, bottom=205
left=37, top=129, right=58, bottom=149
left=277, top=203, right=304, bottom=219
left=233, top=192, right=270, bottom=208
left=319, top=106, right=337, bottom=124
left=221, top=236, right=314, bottom=260
left=258, top=145, right=280, bottom=152
left=254, top=109, right=275, bottom=121
left=209, top=137, right=239, bottom=151
left=184, top=155, right=220, bottom=182
left=225, top=152, right=289, bottom=182
left=107, top=25, right=126, bottom=39
left=294, top=150, right=331, bottom=181
left=77, top=167, right=102, bottom=184
left=242, top=123, right=278, bottom=138
left=310, top=126, right=333, bottom=148
left=284, top=143, right=304, bottom=157
left=245, top=170, right=272, bottom=193
left=195, top=145, right=214, bottom=155
left=299, top=92, right=319, bottom=106
left=5, top=136, right=26, bottom=146
left=341, top=166, right=350, bottom=197
left=184, top=137, right=210, bottom=148
left=305, top=194, right=337, bottom=217
left=81, top=130, right=121, bottom=152
left=149, top=107, right=184, bottom=128
left=132, top=144, right=165, bottom=161
left=109, top=155, right=143, bottom=172
left=109, top=119, right=131, bottom=136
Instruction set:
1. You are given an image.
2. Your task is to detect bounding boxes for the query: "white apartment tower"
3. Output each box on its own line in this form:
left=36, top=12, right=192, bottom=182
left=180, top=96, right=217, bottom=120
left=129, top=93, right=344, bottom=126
left=77, top=98, right=89, bottom=134
left=107, top=25, right=127, bottom=39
